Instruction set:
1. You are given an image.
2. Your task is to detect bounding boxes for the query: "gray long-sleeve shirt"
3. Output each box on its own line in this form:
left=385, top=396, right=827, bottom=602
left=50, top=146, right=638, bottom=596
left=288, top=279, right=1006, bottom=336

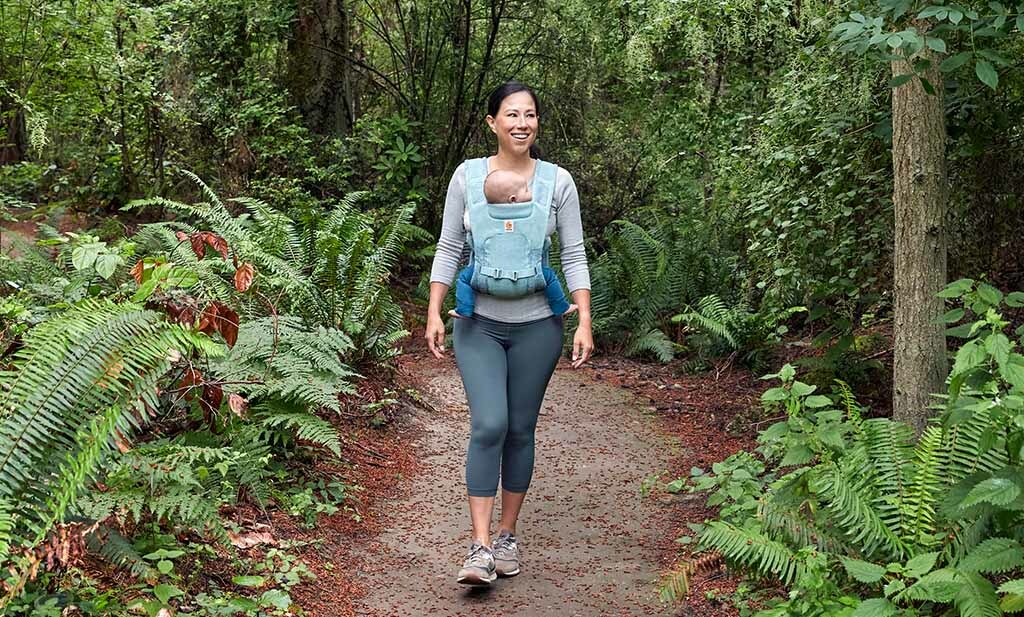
left=429, top=160, right=591, bottom=323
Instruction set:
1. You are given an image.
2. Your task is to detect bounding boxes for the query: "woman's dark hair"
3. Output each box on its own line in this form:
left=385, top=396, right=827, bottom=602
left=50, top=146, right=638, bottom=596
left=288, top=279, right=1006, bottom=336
left=487, top=81, right=542, bottom=159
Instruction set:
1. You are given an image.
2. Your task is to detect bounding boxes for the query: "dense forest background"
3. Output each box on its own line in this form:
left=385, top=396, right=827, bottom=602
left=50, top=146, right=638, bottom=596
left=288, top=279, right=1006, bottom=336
left=3, top=0, right=1024, bottom=615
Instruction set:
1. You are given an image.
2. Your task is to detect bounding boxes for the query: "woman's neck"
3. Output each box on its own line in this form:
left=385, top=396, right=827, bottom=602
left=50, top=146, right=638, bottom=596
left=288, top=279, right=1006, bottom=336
left=490, top=150, right=535, bottom=175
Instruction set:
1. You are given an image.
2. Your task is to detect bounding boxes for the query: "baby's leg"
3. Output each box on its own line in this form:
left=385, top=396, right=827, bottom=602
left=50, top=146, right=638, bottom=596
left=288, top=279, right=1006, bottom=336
left=541, top=267, right=572, bottom=315
left=453, top=265, right=476, bottom=317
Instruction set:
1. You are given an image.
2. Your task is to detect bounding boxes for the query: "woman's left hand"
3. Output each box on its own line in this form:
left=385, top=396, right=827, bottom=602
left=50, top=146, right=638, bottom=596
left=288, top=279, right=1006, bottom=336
left=571, top=321, right=594, bottom=368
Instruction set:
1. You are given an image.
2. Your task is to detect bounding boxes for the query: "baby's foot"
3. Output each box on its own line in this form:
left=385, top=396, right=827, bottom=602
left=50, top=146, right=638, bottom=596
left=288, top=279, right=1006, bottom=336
left=448, top=309, right=470, bottom=319
left=562, top=304, right=578, bottom=316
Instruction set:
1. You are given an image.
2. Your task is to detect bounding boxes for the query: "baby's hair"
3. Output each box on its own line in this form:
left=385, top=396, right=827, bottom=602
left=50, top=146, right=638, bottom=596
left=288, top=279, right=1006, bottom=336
left=483, top=169, right=529, bottom=204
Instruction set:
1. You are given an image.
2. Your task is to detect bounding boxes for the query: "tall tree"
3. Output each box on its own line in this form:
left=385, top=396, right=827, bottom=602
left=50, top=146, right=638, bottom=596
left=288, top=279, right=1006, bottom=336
left=891, top=32, right=947, bottom=432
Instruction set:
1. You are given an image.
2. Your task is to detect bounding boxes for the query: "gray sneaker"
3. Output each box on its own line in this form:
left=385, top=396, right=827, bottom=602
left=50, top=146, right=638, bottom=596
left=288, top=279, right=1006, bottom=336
left=457, top=542, right=496, bottom=585
left=491, top=531, right=520, bottom=577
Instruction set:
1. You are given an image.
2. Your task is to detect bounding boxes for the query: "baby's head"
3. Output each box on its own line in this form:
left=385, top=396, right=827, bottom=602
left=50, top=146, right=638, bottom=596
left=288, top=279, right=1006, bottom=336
left=483, top=169, right=532, bottom=204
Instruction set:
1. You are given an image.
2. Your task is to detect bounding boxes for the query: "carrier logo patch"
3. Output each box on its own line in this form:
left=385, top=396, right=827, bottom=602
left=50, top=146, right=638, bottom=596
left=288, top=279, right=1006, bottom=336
left=504, top=220, right=514, bottom=232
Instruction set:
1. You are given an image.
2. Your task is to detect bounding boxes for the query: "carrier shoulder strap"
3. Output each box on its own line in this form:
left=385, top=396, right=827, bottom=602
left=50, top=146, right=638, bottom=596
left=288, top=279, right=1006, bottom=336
left=464, top=157, right=489, bottom=210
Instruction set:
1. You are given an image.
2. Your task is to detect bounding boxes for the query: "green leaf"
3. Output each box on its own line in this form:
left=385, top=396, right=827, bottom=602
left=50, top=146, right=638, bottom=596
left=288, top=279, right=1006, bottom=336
left=779, top=364, right=796, bottom=381
left=905, top=552, right=939, bottom=578
left=762, top=387, right=788, bottom=402
left=926, top=37, right=947, bottom=52
left=955, top=571, right=1001, bottom=617
left=939, top=277, right=975, bottom=297
left=94, top=253, right=123, bottom=280
left=998, top=580, right=1024, bottom=595
left=887, top=33, right=904, bottom=48
left=1000, top=593, right=1024, bottom=613
left=260, top=589, right=292, bottom=610
left=1002, top=357, right=1024, bottom=390
left=943, top=308, right=966, bottom=323
left=1006, top=292, right=1024, bottom=308
left=889, top=74, right=915, bottom=88
left=940, top=51, right=973, bottom=72
left=953, top=340, right=986, bottom=376
left=852, top=597, right=900, bottom=617
left=71, top=243, right=102, bottom=271
left=960, top=538, right=1024, bottom=574
left=975, top=59, right=999, bottom=89
left=961, top=477, right=1020, bottom=508
left=791, top=381, right=817, bottom=396
left=157, top=560, right=173, bottom=574
left=842, top=557, right=887, bottom=583
left=978, top=283, right=1004, bottom=305
left=232, top=575, right=266, bottom=587
left=153, top=583, right=184, bottom=605
left=805, top=395, right=833, bottom=408
left=1017, top=13, right=1024, bottom=33
left=986, top=333, right=1012, bottom=367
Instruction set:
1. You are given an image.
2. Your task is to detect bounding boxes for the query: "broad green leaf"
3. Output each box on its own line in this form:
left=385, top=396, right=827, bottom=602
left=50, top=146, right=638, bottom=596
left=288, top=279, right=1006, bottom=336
left=762, top=387, right=788, bottom=402
left=953, top=340, right=986, bottom=376
left=961, top=477, right=1020, bottom=508
left=232, top=575, right=266, bottom=587
left=1000, top=593, right=1024, bottom=613
left=1002, top=357, right=1024, bottom=390
left=943, top=308, right=966, bottom=323
left=805, top=395, right=833, bottom=408
left=94, top=253, right=123, bottom=280
left=977, top=282, right=1004, bottom=305
left=71, top=243, right=103, bottom=271
left=852, top=597, right=900, bottom=617
left=157, top=560, right=173, bottom=574
left=975, top=59, right=999, bottom=89
left=926, top=37, right=947, bottom=52
left=791, top=381, right=816, bottom=396
left=940, top=51, right=973, bottom=72
left=905, top=552, right=939, bottom=578
left=939, top=277, right=975, bottom=297
left=779, top=364, right=796, bottom=381
left=1006, top=292, right=1024, bottom=308
left=889, top=74, right=914, bottom=89
left=986, top=333, right=1012, bottom=367
left=260, top=589, right=292, bottom=610
left=960, top=538, right=1024, bottom=574
left=842, top=557, right=887, bottom=583
left=998, top=580, right=1024, bottom=595
left=153, top=583, right=184, bottom=605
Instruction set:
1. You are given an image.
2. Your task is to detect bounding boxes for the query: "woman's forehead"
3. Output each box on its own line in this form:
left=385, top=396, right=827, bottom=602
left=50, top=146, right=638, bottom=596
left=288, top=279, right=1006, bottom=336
left=499, top=92, right=536, bottom=112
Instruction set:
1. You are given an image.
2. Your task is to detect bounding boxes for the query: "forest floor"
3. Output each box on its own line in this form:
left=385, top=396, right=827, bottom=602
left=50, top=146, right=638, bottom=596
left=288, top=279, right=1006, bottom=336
left=286, top=328, right=764, bottom=617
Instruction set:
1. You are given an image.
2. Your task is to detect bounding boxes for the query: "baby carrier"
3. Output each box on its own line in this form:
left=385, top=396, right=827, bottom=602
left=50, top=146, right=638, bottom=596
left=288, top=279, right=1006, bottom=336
left=464, top=157, right=557, bottom=298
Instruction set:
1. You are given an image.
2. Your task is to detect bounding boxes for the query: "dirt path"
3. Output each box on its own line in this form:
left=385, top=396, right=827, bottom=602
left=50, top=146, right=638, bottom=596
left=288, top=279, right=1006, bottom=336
left=350, top=354, right=681, bottom=616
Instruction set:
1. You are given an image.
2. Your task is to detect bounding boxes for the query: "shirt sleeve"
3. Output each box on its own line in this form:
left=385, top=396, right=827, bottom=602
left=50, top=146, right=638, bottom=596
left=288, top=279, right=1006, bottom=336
left=554, top=167, right=591, bottom=292
left=429, top=163, right=468, bottom=286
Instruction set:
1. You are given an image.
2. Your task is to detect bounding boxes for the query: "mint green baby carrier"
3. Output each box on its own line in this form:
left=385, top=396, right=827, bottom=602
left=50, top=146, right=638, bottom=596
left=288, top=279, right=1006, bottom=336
left=464, top=157, right=557, bottom=298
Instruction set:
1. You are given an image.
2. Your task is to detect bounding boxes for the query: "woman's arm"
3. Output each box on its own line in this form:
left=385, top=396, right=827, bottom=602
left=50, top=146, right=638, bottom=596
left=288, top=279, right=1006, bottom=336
left=425, top=165, right=467, bottom=359
left=554, top=169, right=594, bottom=367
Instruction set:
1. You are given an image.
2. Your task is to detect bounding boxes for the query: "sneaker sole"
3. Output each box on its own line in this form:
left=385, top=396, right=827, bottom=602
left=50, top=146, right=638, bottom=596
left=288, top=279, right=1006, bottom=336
left=457, top=571, right=497, bottom=586
left=496, top=566, right=520, bottom=577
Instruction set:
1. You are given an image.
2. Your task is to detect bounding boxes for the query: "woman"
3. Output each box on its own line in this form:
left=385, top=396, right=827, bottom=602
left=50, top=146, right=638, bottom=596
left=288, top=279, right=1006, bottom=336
left=425, top=81, right=594, bottom=585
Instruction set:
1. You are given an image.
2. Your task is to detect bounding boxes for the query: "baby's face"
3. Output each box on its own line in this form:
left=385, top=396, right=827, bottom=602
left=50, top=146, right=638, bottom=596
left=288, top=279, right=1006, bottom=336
left=484, top=170, right=532, bottom=204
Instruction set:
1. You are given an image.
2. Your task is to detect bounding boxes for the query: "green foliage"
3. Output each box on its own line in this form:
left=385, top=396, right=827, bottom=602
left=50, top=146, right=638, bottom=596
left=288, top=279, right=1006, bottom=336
left=677, top=289, right=1024, bottom=616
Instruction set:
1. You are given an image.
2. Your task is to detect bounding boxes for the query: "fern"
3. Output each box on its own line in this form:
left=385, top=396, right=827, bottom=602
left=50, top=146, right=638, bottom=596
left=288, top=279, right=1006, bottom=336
left=0, top=299, right=209, bottom=541
left=699, top=521, right=805, bottom=585
left=625, top=328, right=676, bottom=362
left=257, top=403, right=342, bottom=457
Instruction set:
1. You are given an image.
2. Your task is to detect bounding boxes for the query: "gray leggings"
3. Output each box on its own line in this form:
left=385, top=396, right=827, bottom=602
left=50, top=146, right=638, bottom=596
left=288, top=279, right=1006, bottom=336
left=453, top=313, right=564, bottom=497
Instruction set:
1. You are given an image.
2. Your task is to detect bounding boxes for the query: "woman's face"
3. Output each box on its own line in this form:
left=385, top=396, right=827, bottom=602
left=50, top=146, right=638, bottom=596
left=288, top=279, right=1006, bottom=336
left=486, top=91, right=538, bottom=157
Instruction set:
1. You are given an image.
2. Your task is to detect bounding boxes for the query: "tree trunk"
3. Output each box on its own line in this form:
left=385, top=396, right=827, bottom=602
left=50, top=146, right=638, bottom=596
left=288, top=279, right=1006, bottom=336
left=0, top=93, right=27, bottom=165
left=891, top=41, right=948, bottom=434
left=289, top=0, right=357, bottom=136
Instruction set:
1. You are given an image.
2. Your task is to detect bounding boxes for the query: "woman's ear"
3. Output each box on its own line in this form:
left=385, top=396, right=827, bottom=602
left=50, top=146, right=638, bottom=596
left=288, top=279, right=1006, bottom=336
left=485, top=115, right=496, bottom=134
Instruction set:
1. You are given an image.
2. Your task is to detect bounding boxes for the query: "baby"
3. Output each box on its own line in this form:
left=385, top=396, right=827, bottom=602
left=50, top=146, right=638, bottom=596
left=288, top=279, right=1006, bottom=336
left=450, top=169, right=576, bottom=318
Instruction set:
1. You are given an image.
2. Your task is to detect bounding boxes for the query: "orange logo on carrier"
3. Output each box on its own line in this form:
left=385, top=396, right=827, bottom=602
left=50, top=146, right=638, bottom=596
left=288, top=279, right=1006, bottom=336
left=504, top=220, right=514, bottom=232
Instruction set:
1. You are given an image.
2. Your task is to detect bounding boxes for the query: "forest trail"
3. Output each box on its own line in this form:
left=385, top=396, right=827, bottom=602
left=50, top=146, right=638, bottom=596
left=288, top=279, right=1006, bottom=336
left=349, top=350, right=681, bottom=617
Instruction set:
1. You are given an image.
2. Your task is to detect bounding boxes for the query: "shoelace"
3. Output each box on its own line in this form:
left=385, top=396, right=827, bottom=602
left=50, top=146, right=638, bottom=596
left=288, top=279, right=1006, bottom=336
left=465, top=543, right=492, bottom=566
left=493, top=534, right=517, bottom=554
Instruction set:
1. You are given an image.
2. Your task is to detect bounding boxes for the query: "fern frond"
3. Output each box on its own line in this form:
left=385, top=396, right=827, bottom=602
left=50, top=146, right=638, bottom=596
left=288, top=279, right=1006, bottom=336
left=699, top=521, right=805, bottom=585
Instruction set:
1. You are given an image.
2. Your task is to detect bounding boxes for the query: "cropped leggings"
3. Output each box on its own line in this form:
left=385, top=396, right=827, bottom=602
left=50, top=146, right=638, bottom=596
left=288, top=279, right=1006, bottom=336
left=453, top=313, right=564, bottom=497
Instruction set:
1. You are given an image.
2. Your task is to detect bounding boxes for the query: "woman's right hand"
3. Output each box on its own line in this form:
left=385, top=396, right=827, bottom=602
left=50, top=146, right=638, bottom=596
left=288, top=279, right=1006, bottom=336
left=425, top=312, right=447, bottom=359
